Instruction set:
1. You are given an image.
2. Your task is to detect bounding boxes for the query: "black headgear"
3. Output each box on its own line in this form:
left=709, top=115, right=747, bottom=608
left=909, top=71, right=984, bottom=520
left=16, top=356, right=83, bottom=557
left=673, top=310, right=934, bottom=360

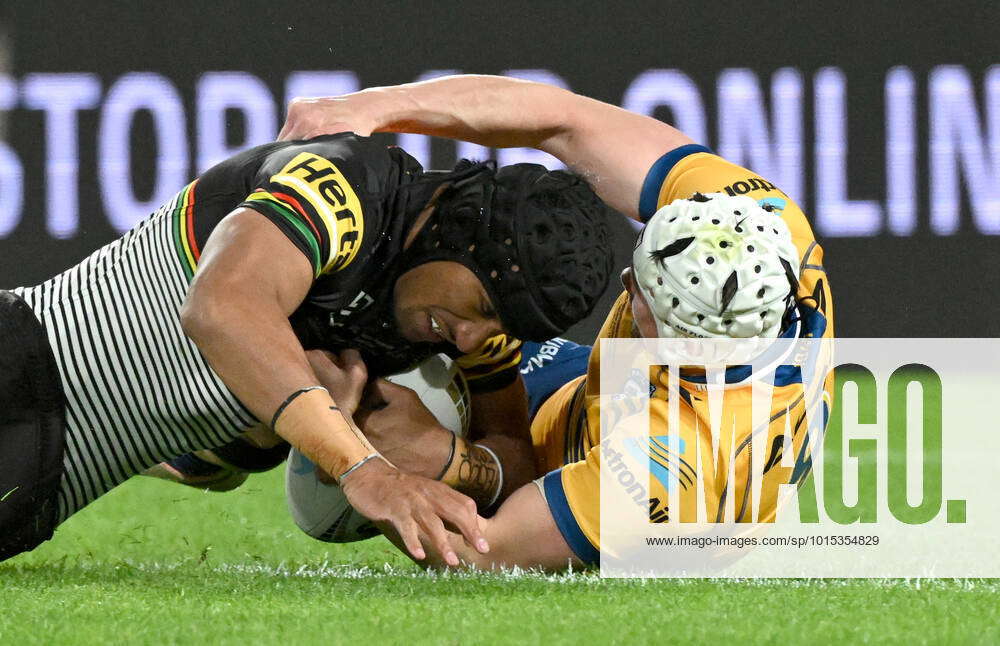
left=400, top=161, right=613, bottom=342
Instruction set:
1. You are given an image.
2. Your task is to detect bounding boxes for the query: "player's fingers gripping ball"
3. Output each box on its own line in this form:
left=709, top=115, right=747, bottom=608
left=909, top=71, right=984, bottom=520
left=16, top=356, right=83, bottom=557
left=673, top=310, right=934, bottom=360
left=632, top=192, right=800, bottom=358
left=286, top=354, right=471, bottom=543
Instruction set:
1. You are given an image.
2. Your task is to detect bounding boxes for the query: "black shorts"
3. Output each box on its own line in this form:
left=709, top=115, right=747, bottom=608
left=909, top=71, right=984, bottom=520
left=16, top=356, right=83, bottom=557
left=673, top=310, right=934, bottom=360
left=0, top=290, right=66, bottom=562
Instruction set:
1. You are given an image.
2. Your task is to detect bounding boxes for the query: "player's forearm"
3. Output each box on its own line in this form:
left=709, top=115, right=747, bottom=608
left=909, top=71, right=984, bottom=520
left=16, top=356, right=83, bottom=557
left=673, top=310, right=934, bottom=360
left=366, top=75, right=571, bottom=149
left=434, top=436, right=502, bottom=511
left=471, top=434, right=535, bottom=505
left=461, top=377, right=535, bottom=506
left=387, top=428, right=531, bottom=511
left=285, top=74, right=694, bottom=218
left=361, top=75, right=693, bottom=219
left=385, top=483, right=581, bottom=572
left=181, top=294, right=375, bottom=479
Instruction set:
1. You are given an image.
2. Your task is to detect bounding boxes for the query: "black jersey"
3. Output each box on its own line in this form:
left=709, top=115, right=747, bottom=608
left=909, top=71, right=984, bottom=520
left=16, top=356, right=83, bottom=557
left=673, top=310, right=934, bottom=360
left=11, top=134, right=522, bottom=523
left=175, top=133, right=522, bottom=390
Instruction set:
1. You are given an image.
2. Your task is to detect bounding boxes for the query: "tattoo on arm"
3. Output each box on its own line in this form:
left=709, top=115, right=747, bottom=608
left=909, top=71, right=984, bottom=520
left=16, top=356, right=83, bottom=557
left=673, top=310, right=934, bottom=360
left=458, top=445, right=500, bottom=502
left=440, top=439, right=503, bottom=509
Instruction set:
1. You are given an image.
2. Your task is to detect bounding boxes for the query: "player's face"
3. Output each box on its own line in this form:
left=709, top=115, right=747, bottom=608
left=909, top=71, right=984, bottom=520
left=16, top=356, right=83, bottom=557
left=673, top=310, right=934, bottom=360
left=393, top=261, right=504, bottom=353
left=621, top=267, right=659, bottom=338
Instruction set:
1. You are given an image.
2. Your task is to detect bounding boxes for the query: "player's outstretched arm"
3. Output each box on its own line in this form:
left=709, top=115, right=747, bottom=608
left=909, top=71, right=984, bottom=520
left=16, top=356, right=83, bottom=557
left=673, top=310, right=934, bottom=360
left=182, top=208, right=488, bottom=565
left=279, top=75, right=693, bottom=220
left=381, top=481, right=584, bottom=572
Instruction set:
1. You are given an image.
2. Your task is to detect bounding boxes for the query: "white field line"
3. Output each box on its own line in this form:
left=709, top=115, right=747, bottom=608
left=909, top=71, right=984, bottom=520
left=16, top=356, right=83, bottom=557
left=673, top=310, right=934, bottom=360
left=13, top=559, right=999, bottom=591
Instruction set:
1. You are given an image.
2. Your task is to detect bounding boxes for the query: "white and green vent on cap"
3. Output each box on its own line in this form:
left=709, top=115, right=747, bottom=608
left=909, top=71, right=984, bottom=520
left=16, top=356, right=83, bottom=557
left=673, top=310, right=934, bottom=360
left=633, top=192, right=800, bottom=339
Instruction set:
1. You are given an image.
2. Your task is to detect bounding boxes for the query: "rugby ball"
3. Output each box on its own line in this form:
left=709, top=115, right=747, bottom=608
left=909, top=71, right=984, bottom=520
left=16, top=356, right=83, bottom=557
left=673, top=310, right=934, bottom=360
left=285, top=354, right=471, bottom=543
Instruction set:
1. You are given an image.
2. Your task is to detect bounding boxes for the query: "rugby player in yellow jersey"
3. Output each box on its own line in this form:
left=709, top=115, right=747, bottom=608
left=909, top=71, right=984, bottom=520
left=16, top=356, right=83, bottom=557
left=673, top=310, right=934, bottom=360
left=281, top=75, right=834, bottom=570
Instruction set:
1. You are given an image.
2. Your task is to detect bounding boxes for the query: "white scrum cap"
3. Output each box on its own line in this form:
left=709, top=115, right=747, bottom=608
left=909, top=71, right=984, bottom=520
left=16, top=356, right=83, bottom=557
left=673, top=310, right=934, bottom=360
left=632, top=192, right=800, bottom=340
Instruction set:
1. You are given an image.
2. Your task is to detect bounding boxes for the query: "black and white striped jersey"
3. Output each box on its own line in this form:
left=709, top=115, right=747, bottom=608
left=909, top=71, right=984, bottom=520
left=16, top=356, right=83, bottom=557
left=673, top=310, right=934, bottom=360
left=14, top=133, right=522, bottom=523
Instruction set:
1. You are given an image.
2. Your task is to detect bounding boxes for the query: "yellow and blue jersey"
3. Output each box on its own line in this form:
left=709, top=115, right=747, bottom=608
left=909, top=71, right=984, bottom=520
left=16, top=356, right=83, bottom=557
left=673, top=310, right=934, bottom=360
left=530, top=145, right=835, bottom=565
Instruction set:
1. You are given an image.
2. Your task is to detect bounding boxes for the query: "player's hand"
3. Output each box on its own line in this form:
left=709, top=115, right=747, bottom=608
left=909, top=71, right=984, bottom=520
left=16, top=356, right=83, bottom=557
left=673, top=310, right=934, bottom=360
left=305, top=349, right=368, bottom=417
left=354, top=378, right=454, bottom=479
left=339, top=458, right=490, bottom=566
left=279, top=95, right=378, bottom=141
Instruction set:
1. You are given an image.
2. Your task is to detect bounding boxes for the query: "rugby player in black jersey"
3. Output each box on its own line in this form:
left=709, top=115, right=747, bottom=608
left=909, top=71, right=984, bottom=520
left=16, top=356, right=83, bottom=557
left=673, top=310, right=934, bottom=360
left=0, top=132, right=613, bottom=564
left=280, top=75, right=834, bottom=571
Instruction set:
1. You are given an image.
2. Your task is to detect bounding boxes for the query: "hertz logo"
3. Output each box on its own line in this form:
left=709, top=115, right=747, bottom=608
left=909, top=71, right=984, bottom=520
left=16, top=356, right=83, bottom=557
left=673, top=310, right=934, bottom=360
left=273, top=153, right=365, bottom=273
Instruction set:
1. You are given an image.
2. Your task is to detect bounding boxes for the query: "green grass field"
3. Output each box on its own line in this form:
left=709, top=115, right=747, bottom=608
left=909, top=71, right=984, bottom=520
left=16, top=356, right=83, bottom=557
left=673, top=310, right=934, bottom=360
left=2, top=467, right=997, bottom=646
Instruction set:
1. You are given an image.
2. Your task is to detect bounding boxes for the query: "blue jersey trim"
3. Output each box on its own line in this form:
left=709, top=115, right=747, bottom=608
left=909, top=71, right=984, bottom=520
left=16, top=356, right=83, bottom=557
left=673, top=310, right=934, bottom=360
left=678, top=305, right=828, bottom=387
left=518, top=338, right=591, bottom=419
left=543, top=469, right=600, bottom=565
left=638, top=144, right=713, bottom=222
